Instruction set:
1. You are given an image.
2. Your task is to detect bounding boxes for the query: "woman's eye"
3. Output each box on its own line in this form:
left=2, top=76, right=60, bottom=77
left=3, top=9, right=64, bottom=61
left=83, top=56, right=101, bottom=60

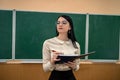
left=57, top=22, right=60, bottom=24
left=62, top=22, right=67, bottom=24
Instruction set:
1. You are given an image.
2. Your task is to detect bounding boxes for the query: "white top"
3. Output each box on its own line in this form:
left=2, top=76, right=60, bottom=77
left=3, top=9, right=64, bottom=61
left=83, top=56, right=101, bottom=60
left=42, top=37, right=81, bottom=72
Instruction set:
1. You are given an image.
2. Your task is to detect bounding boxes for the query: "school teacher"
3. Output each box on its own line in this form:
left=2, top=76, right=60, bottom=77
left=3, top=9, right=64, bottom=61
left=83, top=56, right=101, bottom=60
left=42, top=15, right=81, bottom=80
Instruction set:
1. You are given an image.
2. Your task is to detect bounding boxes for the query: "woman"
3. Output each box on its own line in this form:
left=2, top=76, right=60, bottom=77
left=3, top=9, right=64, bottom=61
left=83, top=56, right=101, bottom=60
left=42, top=15, right=81, bottom=80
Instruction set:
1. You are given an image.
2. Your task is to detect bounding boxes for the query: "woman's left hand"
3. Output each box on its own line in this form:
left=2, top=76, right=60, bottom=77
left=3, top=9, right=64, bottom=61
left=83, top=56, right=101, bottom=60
left=64, top=61, right=76, bottom=70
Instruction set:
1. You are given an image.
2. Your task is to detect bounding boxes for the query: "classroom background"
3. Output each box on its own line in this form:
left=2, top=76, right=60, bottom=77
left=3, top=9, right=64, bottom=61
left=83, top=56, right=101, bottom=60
left=0, top=0, right=120, bottom=80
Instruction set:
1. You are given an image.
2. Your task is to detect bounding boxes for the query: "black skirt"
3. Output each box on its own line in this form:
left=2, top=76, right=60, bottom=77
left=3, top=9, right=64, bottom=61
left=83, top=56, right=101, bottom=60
left=49, top=70, right=76, bottom=80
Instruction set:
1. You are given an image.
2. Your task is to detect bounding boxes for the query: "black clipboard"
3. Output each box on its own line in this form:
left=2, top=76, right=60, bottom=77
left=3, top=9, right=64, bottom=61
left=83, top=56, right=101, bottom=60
left=55, top=51, right=95, bottom=64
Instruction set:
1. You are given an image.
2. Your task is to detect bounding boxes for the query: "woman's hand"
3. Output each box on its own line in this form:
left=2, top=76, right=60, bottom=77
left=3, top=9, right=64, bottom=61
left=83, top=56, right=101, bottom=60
left=51, top=50, right=61, bottom=64
left=64, top=61, right=77, bottom=70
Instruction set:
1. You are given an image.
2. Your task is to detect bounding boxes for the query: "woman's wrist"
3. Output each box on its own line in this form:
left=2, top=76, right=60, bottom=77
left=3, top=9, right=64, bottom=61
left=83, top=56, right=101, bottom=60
left=69, top=65, right=76, bottom=70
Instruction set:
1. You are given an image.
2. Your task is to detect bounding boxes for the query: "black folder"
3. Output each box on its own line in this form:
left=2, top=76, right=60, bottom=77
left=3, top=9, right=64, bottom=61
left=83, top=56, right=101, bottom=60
left=55, top=51, right=95, bottom=64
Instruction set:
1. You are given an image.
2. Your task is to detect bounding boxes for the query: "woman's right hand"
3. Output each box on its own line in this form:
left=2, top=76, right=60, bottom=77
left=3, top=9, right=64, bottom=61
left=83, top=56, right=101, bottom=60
left=51, top=50, right=61, bottom=64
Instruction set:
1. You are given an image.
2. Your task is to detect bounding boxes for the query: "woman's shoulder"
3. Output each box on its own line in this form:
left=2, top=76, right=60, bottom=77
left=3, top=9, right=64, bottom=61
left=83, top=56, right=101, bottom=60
left=75, top=41, right=80, bottom=44
left=75, top=41, right=80, bottom=47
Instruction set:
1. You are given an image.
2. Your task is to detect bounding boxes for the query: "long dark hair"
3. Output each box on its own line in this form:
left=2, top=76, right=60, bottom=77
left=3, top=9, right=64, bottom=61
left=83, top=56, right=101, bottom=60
left=56, top=15, right=78, bottom=49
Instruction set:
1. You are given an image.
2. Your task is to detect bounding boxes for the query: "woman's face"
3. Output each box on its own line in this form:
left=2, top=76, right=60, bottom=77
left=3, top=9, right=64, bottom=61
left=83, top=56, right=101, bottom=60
left=56, top=17, right=71, bottom=34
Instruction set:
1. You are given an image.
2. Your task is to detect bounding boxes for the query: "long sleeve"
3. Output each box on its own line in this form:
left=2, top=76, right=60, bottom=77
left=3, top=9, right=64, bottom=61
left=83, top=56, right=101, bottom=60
left=42, top=41, right=55, bottom=72
left=73, top=42, right=81, bottom=71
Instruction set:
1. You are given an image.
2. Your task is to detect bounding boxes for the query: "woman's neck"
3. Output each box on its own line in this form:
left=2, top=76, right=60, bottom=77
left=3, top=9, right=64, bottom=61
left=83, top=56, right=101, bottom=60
left=57, top=34, right=69, bottom=41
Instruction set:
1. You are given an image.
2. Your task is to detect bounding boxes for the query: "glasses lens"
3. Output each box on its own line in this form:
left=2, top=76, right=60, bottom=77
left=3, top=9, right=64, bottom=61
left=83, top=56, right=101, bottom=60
left=56, top=21, right=67, bottom=25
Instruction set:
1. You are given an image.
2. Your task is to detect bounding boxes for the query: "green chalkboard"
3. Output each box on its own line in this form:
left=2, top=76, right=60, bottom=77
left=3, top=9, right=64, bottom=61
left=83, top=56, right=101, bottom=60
left=15, top=11, right=86, bottom=59
left=1, top=10, right=119, bottom=60
left=0, top=10, right=12, bottom=59
left=88, top=15, right=120, bottom=60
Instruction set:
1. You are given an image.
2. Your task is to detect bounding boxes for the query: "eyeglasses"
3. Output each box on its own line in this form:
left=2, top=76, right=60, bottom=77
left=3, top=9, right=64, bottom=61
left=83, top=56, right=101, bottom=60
left=56, top=21, right=68, bottom=25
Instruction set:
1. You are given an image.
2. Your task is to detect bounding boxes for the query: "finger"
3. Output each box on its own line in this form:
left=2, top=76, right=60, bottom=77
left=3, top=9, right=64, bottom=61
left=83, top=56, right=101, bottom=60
left=54, top=58, right=61, bottom=61
left=64, top=63, right=69, bottom=66
left=52, top=50, right=56, bottom=52
left=64, top=63, right=72, bottom=68
left=52, top=50, right=61, bottom=54
left=67, top=61, right=74, bottom=64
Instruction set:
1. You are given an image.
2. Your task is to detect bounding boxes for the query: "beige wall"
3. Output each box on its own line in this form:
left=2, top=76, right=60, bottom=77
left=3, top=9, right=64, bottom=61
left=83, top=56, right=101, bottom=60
left=0, top=0, right=120, bottom=15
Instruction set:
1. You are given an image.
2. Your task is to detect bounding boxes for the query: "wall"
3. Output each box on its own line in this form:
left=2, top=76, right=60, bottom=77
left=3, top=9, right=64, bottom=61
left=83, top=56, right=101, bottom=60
left=0, top=0, right=120, bottom=15
left=0, top=0, right=120, bottom=80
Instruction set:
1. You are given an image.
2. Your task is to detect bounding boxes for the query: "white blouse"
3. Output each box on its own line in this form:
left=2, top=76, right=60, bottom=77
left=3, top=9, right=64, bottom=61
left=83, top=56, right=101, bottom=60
left=42, top=37, right=81, bottom=72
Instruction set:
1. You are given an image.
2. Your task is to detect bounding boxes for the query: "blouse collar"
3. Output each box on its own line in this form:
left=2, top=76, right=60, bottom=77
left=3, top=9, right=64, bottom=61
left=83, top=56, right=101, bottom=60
left=54, top=37, right=71, bottom=45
